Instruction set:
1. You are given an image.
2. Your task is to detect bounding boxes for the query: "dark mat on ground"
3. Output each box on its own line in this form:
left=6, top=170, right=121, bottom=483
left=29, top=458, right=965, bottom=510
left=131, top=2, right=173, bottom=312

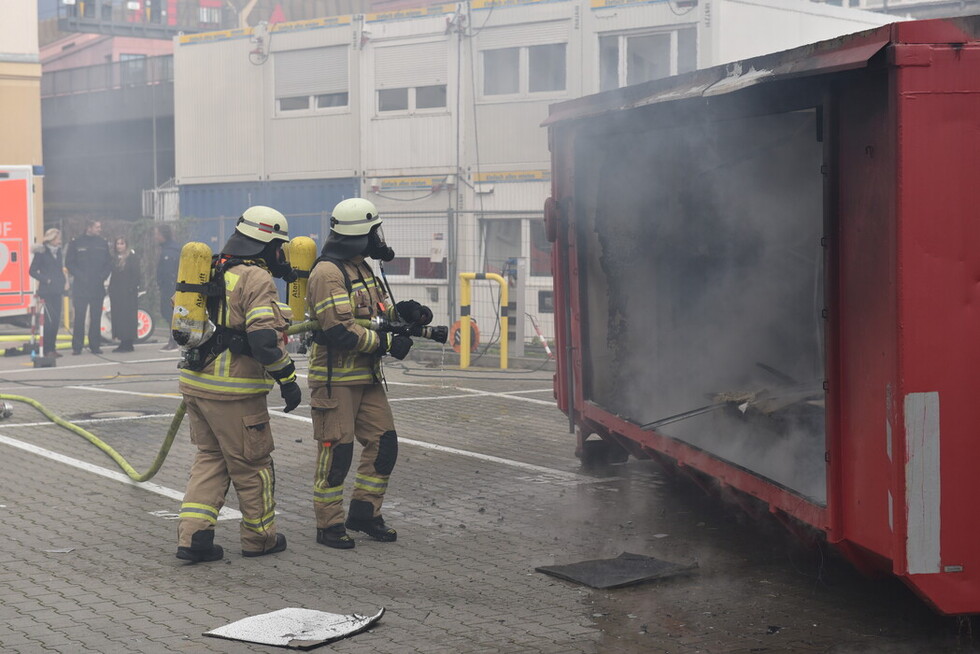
left=535, top=552, right=696, bottom=589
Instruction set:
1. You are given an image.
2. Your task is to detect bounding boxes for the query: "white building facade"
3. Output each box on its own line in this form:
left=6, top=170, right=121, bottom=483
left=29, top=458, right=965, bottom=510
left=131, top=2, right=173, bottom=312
left=173, top=0, right=895, bottom=342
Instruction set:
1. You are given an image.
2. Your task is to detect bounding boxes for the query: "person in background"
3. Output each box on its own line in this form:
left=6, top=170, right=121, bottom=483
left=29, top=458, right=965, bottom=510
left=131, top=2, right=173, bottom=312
left=108, top=236, right=140, bottom=353
left=28, top=228, right=68, bottom=358
left=155, top=225, right=180, bottom=351
left=65, top=219, right=112, bottom=355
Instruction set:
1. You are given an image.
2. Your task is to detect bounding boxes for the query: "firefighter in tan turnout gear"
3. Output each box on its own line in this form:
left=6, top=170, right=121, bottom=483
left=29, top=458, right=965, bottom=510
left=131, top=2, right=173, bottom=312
left=175, top=206, right=302, bottom=563
left=307, top=198, right=433, bottom=549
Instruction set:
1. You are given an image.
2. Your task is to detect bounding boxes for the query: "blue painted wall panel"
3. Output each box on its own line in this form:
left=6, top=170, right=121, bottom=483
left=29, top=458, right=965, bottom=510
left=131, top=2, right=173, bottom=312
left=179, top=178, right=358, bottom=249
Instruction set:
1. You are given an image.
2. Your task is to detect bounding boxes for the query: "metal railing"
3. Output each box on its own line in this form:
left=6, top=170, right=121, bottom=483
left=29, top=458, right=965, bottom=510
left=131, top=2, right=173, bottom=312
left=58, top=1, right=233, bottom=38
left=41, top=55, right=173, bottom=98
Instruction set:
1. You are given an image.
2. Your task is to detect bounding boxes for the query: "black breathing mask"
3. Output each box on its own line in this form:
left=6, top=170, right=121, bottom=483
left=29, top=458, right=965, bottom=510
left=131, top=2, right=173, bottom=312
left=365, top=226, right=395, bottom=262
left=266, top=243, right=298, bottom=282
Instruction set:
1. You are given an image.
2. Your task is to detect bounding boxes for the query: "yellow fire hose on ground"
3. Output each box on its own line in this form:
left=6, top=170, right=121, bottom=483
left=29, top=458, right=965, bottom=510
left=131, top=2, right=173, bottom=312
left=0, top=394, right=187, bottom=482
left=0, top=320, right=317, bottom=482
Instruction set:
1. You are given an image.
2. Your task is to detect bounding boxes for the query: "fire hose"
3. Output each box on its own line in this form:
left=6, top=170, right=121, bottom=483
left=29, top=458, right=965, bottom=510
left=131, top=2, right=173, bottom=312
left=0, top=317, right=445, bottom=482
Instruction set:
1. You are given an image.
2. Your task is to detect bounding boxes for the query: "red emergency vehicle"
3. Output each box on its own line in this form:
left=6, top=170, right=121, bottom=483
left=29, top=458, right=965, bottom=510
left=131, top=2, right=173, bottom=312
left=0, top=166, right=36, bottom=320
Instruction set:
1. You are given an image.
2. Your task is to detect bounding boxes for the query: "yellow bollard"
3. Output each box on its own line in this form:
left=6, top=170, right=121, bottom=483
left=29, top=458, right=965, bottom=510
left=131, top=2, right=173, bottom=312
left=459, top=272, right=508, bottom=370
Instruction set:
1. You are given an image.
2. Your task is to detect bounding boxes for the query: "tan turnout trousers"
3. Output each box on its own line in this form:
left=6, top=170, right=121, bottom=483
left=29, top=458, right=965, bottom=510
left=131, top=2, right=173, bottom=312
left=311, top=383, right=396, bottom=528
left=177, top=394, right=279, bottom=552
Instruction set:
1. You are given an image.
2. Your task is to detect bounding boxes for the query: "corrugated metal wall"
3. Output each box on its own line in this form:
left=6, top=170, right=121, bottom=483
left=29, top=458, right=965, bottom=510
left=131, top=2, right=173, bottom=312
left=179, top=177, right=357, bottom=247
left=175, top=37, right=266, bottom=182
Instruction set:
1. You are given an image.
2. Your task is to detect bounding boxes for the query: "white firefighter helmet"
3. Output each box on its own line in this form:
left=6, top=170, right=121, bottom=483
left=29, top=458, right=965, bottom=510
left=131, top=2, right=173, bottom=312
left=330, top=198, right=381, bottom=237
left=236, top=205, right=289, bottom=244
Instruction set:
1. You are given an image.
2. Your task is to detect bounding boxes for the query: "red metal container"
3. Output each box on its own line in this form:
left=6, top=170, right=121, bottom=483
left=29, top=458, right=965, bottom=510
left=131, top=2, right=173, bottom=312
left=544, top=17, right=980, bottom=615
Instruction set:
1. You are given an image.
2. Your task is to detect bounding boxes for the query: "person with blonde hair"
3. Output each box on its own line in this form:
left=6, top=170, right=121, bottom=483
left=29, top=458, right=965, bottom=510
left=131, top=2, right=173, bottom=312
left=29, top=228, right=68, bottom=357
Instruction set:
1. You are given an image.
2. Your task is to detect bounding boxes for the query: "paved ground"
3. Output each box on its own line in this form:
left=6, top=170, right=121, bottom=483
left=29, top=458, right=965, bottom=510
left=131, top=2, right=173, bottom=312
left=0, top=329, right=977, bottom=653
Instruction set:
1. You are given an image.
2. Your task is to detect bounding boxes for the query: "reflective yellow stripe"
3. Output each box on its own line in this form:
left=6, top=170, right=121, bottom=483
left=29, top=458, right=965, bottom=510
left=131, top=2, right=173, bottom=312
left=242, top=510, right=276, bottom=532
left=180, top=370, right=274, bottom=394
left=315, top=445, right=332, bottom=488
left=180, top=502, right=219, bottom=524
left=360, top=329, right=377, bottom=353
left=246, top=306, right=275, bottom=325
left=308, top=368, right=376, bottom=383
left=354, top=474, right=388, bottom=494
left=214, top=350, right=231, bottom=379
left=266, top=353, right=292, bottom=373
left=242, top=469, right=275, bottom=533
left=261, top=468, right=273, bottom=517
left=314, top=293, right=351, bottom=314
left=350, top=278, right=378, bottom=292
left=313, top=485, right=345, bottom=503
left=224, top=271, right=240, bottom=291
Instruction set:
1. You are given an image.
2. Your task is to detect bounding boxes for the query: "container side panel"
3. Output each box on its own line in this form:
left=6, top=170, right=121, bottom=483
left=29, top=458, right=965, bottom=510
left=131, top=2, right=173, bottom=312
left=893, top=44, right=980, bottom=614
left=835, top=70, right=896, bottom=560
left=572, top=103, right=827, bottom=503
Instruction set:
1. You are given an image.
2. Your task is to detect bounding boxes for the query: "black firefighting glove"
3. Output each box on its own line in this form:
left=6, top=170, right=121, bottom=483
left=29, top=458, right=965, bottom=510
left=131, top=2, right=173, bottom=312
left=395, top=300, right=433, bottom=326
left=279, top=380, right=302, bottom=413
left=386, top=334, right=413, bottom=360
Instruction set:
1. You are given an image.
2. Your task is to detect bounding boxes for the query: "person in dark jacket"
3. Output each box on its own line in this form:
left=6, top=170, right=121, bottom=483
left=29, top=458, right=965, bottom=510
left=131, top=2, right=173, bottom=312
left=109, top=236, right=141, bottom=353
left=155, top=225, right=180, bottom=351
left=65, top=220, right=112, bottom=355
left=28, top=228, right=68, bottom=358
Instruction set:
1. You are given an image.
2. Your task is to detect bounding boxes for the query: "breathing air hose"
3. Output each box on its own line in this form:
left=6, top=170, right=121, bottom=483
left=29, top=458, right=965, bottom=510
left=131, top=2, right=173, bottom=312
left=0, top=393, right=187, bottom=482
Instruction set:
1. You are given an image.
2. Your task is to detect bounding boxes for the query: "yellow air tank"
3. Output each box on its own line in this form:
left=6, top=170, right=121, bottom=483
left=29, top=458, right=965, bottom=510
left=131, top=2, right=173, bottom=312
left=287, top=236, right=317, bottom=321
left=171, top=242, right=215, bottom=348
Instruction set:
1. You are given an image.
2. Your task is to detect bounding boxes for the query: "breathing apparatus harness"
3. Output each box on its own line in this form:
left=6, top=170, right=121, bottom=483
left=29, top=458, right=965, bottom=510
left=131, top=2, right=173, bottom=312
left=175, top=254, right=266, bottom=372
left=308, top=255, right=386, bottom=395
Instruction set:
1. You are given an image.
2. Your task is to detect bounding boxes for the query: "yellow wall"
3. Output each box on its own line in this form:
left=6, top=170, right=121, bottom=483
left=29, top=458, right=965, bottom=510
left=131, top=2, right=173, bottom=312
left=0, top=60, right=45, bottom=234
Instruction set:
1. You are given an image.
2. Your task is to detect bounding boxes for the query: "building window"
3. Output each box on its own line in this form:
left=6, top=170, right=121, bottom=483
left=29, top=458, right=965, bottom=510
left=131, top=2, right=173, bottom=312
left=480, top=217, right=552, bottom=277
left=275, top=46, right=349, bottom=114
left=483, top=44, right=566, bottom=97
left=416, top=85, right=447, bottom=109
left=378, top=217, right=450, bottom=281
left=375, top=41, right=449, bottom=115
left=379, top=88, right=409, bottom=112
left=279, top=96, right=310, bottom=111
left=599, top=27, right=697, bottom=92
left=316, top=92, right=348, bottom=108
left=386, top=258, right=412, bottom=275
left=483, top=47, right=521, bottom=95
left=529, top=44, right=566, bottom=93
left=377, top=85, right=447, bottom=113
left=384, top=257, right=447, bottom=280
left=415, top=259, right=447, bottom=279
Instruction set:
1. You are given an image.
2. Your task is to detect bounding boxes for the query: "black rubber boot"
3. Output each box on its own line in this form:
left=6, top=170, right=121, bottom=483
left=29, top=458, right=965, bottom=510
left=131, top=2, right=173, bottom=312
left=242, top=533, right=287, bottom=558
left=317, top=524, right=355, bottom=549
left=346, top=500, right=397, bottom=542
left=176, top=530, right=224, bottom=563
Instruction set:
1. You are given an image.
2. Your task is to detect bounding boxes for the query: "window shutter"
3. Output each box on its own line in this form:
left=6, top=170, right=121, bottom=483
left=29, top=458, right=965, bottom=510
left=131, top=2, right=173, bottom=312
left=275, top=46, right=349, bottom=97
left=375, top=41, right=448, bottom=89
left=478, top=20, right=569, bottom=51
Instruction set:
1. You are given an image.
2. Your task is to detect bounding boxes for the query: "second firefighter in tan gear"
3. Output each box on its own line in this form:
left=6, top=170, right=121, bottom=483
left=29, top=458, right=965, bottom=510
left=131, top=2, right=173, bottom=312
left=307, top=198, right=424, bottom=549
left=175, top=205, right=302, bottom=563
